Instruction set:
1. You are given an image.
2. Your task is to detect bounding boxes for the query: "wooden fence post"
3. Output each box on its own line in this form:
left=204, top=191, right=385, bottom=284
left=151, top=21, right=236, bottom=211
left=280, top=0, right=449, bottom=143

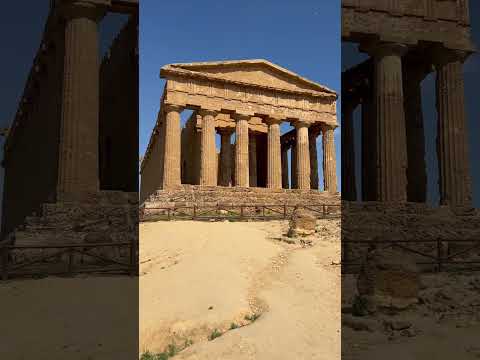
left=193, top=205, right=197, bottom=220
left=283, top=204, right=287, bottom=219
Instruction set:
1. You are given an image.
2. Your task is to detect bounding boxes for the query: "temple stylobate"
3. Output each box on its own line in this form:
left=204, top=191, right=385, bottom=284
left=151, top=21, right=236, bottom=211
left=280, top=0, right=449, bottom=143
left=140, top=60, right=339, bottom=204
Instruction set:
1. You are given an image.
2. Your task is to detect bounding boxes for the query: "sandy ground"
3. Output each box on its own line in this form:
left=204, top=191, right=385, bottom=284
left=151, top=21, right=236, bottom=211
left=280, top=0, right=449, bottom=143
left=0, top=276, right=138, bottom=359
left=140, top=219, right=341, bottom=359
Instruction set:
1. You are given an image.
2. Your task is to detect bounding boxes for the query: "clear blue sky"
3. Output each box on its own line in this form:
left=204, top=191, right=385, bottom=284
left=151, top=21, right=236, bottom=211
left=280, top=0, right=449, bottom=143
left=140, top=0, right=342, bottom=189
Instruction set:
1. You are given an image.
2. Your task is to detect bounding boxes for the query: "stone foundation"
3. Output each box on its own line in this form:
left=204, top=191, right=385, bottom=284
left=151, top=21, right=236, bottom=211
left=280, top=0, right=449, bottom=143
left=141, top=185, right=340, bottom=217
left=7, top=191, right=138, bottom=246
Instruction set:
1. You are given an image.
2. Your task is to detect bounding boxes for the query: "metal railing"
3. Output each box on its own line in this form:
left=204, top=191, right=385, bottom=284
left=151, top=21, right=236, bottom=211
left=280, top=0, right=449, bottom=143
left=0, top=240, right=137, bottom=280
left=341, top=239, right=480, bottom=273
left=141, top=203, right=341, bottom=222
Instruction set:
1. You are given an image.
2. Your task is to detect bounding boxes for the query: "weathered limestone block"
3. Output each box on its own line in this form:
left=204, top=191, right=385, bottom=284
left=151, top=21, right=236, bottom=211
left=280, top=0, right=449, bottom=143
left=288, top=209, right=317, bottom=237
left=357, top=246, right=420, bottom=312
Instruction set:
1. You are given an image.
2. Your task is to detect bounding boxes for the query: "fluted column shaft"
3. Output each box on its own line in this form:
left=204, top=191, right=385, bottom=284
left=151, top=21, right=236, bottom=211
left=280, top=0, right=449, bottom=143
left=57, top=3, right=104, bottom=201
left=162, top=105, right=182, bottom=188
left=309, top=129, right=320, bottom=190
left=235, top=114, right=249, bottom=187
left=371, top=42, right=408, bottom=201
left=267, top=119, right=282, bottom=189
left=295, top=122, right=311, bottom=190
left=342, top=102, right=356, bottom=200
left=219, top=129, right=233, bottom=186
left=435, top=50, right=472, bottom=206
left=249, top=133, right=258, bottom=187
left=199, top=110, right=217, bottom=186
left=323, top=125, right=338, bottom=193
left=281, top=145, right=289, bottom=189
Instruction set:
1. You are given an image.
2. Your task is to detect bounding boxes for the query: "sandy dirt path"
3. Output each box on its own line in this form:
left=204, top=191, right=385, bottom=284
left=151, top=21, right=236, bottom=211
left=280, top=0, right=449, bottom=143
left=140, top=219, right=340, bottom=359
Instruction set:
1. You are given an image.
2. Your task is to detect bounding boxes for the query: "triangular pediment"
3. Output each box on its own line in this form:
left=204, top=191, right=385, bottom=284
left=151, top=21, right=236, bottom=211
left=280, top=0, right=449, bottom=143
left=161, top=59, right=336, bottom=95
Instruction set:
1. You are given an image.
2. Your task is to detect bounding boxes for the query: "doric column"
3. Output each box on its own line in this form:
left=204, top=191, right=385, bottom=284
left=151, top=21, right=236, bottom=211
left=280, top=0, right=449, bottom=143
left=434, top=49, right=472, bottom=206
left=249, top=132, right=258, bottom=187
left=266, top=118, right=282, bottom=189
left=234, top=114, right=249, bottom=187
left=199, top=109, right=217, bottom=186
left=281, top=145, right=289, bottom=189
left=309, top=127, right=320, bottom=190
left=291, top=144, right=297, bottom=189
left=161, top=104, right=182, bottom=189
left=322, top=125, right=338, bottom=193
left=218, top=128, right=233, bottom=186
left=404, top=61, right=428, bottom=202
left=368, top=42, right=408, bottom=202
left=57, top=2, right=105, bottom=201
left=342, top=101, right=356, bottom=200
left=295, top=121, right=311, bottom=190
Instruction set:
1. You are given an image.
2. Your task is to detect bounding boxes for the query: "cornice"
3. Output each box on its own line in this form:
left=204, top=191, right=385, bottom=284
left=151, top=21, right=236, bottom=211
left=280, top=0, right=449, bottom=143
left=160, top=66, right=338, bottom=100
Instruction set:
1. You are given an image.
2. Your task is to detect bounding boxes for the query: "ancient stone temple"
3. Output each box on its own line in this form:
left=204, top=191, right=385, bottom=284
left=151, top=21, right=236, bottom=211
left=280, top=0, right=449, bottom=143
left=341, top=0, right=475, bottom=207
left=140, top=60, right=339, bottom=207
left=1, top=0, right=138, bottom=244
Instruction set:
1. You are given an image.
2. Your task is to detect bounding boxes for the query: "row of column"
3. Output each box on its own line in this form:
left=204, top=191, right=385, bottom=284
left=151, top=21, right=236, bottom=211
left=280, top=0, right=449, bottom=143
left=342, top=42, right=472, bottom=206
left=161, top=107, right=338, bottom=192
left=281, top=127, right=337, bottom=192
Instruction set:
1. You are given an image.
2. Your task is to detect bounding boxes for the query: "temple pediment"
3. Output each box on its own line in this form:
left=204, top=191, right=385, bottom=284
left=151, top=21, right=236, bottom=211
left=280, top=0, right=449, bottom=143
left=161, top=59, right=336, bottom=96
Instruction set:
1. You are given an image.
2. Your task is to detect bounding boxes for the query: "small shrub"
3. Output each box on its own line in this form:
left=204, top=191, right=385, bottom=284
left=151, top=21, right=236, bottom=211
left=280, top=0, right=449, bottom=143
left=230, top=322, right=239, bottom=330
left=184, top=339, right=193, bottom=348
left=208, top=328, right=222, bottom=341
left=244, top=313, right=261, bottom=322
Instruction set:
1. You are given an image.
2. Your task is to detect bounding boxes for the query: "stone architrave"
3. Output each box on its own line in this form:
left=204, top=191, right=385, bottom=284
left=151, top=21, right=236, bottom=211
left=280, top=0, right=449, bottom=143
left=161, top=104, right=182, bottom=188
left=199, top=109, right=217, bottom=186
left=234, top=114, right=250, bottom=187
left=266, top=118, right=282, bottom=189
left=57, top=2, right=105, bottom=201
left=322, top=125, right=337, bottom=193
left=295, top=121, right=311, bottom=190
left=434, top=49, right=472, bottom=206
left=218, top=128, right=233, bottom=186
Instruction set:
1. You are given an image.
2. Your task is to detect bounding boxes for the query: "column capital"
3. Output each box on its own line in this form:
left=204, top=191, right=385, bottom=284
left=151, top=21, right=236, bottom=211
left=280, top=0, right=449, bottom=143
left=198, top=108, right=217, bottom=118
left=293, top=120, right=311, bottom=129
left=232, top=113, right=251, bottom=122
left=59, top=1, right=106, bottom=21
left=432, top=47, right=471, bottom=67
left=361, top=41, right=408, bottom=58
left=164, top=103, right=183, bottom=113
left=321, top=123, right=336, bottom=133
left=264, top=116, right=283, bottom=126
